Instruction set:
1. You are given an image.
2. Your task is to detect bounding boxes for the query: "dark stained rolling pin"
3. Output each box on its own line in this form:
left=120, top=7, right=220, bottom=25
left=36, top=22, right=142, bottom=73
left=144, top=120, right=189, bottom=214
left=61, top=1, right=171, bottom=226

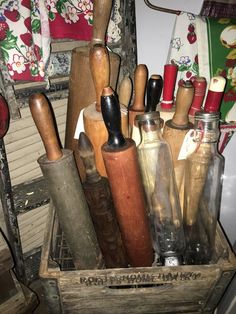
left=83, top=44, right=128, bottom=177
left=29, top=93, right=103, bottom=270
left=163, top=80, right=194, bottom=212
left=146, top=74, right=163, bottom=112
left=0, top=95, right=26, bottom=283
left=78, top=132, right=128, bottom=268
left=101, top=87, right=153, bottom=267
left=64, top=0, right=120, bottom=181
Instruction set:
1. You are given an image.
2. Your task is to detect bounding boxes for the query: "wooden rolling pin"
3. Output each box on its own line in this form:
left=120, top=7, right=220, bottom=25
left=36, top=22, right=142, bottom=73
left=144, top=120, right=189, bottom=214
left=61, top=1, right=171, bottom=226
left=29, top=93, right=103, bottom=270
left=78, top=132, right=128, bottom=268
left=188, top=76, right=207, bottom=119
left=101, top=87, right=153, bottom=267
left=160, top=63, right=178, bottom=109
left=146, top=74, right=163, bottom=112
left=203, top=76, right=226, bottom=113
left=129, top=64, right=148, bottom=133
left=64, top=0, right=120, bottom=181
left=163, top=80, right=194, bottom=212
left=118, top=75, right=133, bottom=108
left=83, top=44, right=128, bottom=177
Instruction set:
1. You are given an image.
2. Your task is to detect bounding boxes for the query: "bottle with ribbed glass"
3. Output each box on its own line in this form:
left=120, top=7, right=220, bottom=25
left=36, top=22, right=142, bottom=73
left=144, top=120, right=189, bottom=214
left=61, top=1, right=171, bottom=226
left=183, top=111, right=224, bottom=264
left=136, top=111, right=186, bottom=266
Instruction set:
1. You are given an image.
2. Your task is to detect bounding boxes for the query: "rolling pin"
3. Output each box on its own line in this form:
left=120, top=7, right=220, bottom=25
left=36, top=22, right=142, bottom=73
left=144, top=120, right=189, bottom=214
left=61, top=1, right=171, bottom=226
left=101, top=87, right=153, bottom=267
left=203, top=76, right=226, bottom=113
left=78, top=132, right=128, bottom=268
left=146, top=74, right=163, bottom=112
left=160, top=63, right=178, bottom=110
left=132, top=74, right=163, bottom=145
left=29, top=93, right=103, bottom=270
left=129, top=64, right=148, bottom=128
left=64, top=0, right=120, bottom=181
left=163, top=80, right=194, bottom=213
left=83, top=44, right=128, bottom=177
left=188, top=76, right=207, bottom=119
left=118, top=75, right=133, bottom=109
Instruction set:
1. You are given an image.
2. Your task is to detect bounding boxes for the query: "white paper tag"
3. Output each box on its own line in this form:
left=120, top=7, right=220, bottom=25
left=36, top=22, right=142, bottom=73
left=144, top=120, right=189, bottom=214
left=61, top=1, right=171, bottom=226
left=178, top=129, right=197, bottom=160
left=74, top=108, right=85, bottom=139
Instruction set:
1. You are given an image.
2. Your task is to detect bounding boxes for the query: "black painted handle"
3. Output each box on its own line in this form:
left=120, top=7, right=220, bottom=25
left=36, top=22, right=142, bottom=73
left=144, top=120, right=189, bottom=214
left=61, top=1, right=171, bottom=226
left=146, top=75, right=163, bottom=112
left=101, top=87, right=126, bottom=148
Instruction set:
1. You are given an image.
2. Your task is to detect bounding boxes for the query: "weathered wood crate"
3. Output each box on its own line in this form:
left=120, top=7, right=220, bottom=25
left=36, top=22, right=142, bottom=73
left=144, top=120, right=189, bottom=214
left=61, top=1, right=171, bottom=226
left=39, top=205, right=236, bottom=314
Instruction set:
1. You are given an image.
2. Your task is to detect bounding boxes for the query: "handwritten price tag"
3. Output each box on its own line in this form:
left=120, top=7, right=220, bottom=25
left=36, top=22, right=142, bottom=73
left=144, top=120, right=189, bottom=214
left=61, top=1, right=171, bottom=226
left=178, top=129, right=198, bottom=160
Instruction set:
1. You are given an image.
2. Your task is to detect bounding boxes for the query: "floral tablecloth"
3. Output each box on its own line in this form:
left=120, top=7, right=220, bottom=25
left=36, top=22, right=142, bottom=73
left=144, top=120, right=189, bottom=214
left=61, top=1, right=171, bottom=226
left=0, top=0, right=121, bottom=82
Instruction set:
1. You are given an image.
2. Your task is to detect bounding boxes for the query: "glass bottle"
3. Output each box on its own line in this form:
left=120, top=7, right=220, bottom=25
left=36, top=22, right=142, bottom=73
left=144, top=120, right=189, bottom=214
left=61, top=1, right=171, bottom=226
left=183, top=111, right=224, bottom=264
left=136, top=111, right=186, bottom=266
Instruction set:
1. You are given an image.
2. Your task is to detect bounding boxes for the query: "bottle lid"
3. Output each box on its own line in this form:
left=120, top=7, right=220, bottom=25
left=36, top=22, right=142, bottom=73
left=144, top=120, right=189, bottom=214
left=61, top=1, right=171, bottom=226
left=194, top=111, right=220, bottom=122
left=135, top=111, right=164, bottom=128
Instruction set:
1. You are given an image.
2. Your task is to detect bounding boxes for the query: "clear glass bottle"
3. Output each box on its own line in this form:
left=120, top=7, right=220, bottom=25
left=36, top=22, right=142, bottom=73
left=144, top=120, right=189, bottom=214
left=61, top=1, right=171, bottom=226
left=183, top=111, right=224, bottom=265
left=136, top=111, right=186, bottom=266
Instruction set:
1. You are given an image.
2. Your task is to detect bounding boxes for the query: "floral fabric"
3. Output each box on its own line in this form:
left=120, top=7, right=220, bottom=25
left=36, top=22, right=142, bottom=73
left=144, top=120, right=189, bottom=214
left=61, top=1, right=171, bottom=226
left=45, top=0, right=93, bottom=41
left=0, top=0, right=122, bottom=82
left=0, top=0, right=49, bottom=82
left=167, top=12, right=199, bottom=91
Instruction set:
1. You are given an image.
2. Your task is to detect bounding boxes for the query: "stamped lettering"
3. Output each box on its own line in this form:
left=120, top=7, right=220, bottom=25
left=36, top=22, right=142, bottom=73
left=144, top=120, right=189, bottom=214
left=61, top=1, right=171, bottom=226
left=79, top=271, right=202, bottom=286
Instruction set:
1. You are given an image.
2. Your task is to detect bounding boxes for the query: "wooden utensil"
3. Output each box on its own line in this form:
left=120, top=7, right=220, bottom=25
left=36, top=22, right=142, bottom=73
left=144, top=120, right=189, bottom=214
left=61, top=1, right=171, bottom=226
left=101, top=87, right=153, bottom=267
left=78, top=132, right=128, bottom=268
left=83, top=44, right=128, bottom=177
left=163, top=80, right=194, bottom=212
left=30, top=93, right=103, bottom=270
left=64, top=0, right=120, bottom=181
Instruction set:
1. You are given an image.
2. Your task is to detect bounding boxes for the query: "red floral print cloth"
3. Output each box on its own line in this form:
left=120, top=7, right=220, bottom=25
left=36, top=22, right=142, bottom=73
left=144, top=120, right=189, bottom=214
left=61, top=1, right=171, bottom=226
left=0, top=0, right=49, bottom=82
left=0, top=0, right=93, bottom=82
left=45, top=0, right=93, bottom=41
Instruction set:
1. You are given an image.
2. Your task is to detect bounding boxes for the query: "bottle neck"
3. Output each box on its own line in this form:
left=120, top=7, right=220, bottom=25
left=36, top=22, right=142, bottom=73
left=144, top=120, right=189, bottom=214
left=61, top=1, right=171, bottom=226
left=139, top=120, right=163, bottom=143
left=193, top=118, right=220, bottom=144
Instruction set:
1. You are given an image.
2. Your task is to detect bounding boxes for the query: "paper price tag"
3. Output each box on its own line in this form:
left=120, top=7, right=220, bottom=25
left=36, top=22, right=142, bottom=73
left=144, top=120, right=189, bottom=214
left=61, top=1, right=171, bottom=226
left=74, top=108, right=85, bottom=139
left=178, top=129, right=198, bottom=160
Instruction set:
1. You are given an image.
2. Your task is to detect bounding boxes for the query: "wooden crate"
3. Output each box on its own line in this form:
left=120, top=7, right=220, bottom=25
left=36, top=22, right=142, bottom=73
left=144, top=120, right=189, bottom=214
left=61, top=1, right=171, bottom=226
left=39, top=205, right=236, bottom=314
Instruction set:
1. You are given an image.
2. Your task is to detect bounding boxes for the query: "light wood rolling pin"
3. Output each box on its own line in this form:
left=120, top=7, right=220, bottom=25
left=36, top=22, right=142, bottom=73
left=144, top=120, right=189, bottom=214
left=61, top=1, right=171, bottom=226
left=30, top=93, right=103, bottom=270
left=118, top=75, right=133, bottom=109
left=83, top=44, right=128, bottom=177
left=163, top=80, right=194, bottom=213
left=129, top=64, right=148, bottom=133
left=64, top=0, right=120, bottom=181
left=101, top=87, right=153, bottom=267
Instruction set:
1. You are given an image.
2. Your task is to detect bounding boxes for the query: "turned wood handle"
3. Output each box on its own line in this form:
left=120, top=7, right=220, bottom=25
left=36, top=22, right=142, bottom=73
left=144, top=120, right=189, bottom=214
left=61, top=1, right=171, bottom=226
left=92, top=0, right=113, bottom=45
left=101, top=87, right=126, bottom=148
left=172, top=81, right=194, bottom=127
left=90, top=44, right=110, bottom=112
left=146, top=74, right=163, bottom=112
left=0, top=95, right=10, bottom=139
left=118, top=76, right=133, bottom=108
left=29, top=93, right=62, bottom=161
left=131, top=64, right=148, bottom=111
